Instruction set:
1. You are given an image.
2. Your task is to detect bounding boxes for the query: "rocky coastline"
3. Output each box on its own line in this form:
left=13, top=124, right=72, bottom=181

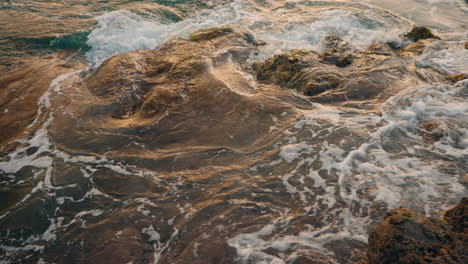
left=1, top=23, right=467, bottom=263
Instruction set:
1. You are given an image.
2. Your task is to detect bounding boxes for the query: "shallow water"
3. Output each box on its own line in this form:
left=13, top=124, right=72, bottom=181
left=0, top=0, right=467, bottom=263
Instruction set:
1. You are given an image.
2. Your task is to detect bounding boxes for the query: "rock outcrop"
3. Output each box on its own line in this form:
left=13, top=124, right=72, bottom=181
left=368, top=198, right=467, bottom=264
left=319, top=35, right=356, bottom=67
left=444, top=198, right=467, bottom=234
left=253, top=35, right=438, bottom=109
left=0, top=26, right=461, bottom=264
left=49, top=27, right=301, bottom=160
left=403, top=26, right=441, bottom=42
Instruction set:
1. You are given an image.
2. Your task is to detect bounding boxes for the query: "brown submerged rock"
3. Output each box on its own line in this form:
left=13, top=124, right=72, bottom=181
left=368, top=199, right=467, bottom=264
left=189, top=26, right=234, bottom=41
left=0, top=52, right=82, bottom=146
left=253, top=49, right=320, bottom=86
left=51, top=27, right=300, bottom=159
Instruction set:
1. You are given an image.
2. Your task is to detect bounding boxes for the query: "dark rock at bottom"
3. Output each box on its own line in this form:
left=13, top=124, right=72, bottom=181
left=367, top=198, right=467, bottom=264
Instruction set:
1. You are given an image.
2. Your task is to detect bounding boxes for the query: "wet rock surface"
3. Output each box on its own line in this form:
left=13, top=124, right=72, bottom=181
left=0, top=52, right=83, bottom=145
left=368, top=199, right=467, bottom=264
left=53, top=27, right=298, bottom=156
left=0, top=24, right=466, bottom=264
left=253, top=35, right=433, bottom=109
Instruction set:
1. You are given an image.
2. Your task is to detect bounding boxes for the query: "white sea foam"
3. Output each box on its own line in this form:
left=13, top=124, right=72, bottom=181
left=417, top=40, right=468, bottom=74
left=85, top=1, right=255, bottom=66
left=85, top=0, right=409, bottom=66
left=253, top=10, right=406, bottom=61
left=142, top=225, right=161, bottom=242
left=229, top=80, right=467, bottom=261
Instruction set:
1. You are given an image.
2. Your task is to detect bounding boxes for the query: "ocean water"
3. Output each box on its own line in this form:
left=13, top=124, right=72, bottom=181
left=0, top=0, right=467, bottom=263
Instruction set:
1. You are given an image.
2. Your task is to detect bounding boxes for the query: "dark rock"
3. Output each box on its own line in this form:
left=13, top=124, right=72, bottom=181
left=368, top=201, right=467, bottom=264
left=319, top=35, right=355, bottom=67
left=299, top=70, right=343, bottom=96
left=320, top=49, right=354, bottom=67
left=342, top=78, right=383, bottom=100
left=325, top=239, right=368, bottom=263
left=253, top=33, right=425, bottom=104
left=443, top=197, right=467, bottom=233
left=25, top=146, right=38, bottom=156
left=403, top=26, right=441, bottom=42
left=252, top=49, right=347, bottom=97
left=253, top=49, right=319, bottom=86
left=321, top=35, right=355, bottom=52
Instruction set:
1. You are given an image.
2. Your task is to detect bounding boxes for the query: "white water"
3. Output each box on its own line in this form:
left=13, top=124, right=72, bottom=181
left=228, top=81, right=467, bottom=264
left=86, top=0, right=411, bottom=66
left=417, top=40, right=468, bottom=74
left=85, top=0, right=468, bottom=67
